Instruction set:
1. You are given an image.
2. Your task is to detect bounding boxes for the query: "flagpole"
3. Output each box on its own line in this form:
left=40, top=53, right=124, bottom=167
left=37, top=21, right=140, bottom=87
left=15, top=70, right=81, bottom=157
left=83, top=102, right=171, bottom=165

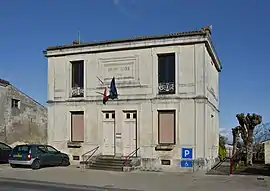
left=78, top=30, right=81, bottom=44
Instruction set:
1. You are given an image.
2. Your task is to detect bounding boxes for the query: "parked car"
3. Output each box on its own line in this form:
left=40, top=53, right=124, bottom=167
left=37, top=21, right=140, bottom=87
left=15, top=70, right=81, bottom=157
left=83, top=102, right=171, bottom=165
left=9, top=144, right=70, bottom=170
left=0, top=142, right=12, bottom=163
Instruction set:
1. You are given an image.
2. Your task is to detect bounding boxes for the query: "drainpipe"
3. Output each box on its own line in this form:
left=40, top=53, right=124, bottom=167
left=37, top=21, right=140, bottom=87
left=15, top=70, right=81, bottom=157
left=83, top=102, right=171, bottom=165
left=4, top=125, right=7, bottom=143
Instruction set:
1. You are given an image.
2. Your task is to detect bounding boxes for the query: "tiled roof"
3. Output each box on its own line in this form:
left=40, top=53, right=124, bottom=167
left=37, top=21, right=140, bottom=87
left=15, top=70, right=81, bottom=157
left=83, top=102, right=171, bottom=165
left=46, top=26, right=212, bottom=51
left=0, top=79, right=10, bottom=86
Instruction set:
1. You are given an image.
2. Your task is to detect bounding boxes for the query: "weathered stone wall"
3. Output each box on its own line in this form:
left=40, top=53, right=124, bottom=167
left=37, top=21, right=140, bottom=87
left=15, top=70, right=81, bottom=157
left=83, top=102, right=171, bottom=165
left=0, top=84, right=47, bottom=145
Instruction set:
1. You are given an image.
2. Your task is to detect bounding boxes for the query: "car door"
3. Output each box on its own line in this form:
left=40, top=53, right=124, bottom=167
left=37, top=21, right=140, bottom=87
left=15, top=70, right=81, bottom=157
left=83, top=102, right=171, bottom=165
left=46, top=145, right=62, bottom=165
left=36, top=145, right=50, bottom=165
left=0, top=142, right=11, bottom=163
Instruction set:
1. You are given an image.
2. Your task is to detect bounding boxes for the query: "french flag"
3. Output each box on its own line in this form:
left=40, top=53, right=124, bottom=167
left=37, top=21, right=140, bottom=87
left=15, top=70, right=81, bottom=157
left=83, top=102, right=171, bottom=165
left=103, top=77, right=118, bottom=104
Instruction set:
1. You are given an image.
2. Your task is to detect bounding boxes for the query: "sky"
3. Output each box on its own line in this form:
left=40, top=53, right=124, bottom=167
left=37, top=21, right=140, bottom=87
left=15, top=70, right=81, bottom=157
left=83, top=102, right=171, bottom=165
left=0, top=0, right=269, bottom=140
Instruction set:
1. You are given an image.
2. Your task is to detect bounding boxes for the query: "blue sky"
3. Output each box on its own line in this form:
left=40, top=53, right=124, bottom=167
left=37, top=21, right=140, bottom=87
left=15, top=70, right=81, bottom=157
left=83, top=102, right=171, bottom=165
left=0, top=0, right=269, bottom=138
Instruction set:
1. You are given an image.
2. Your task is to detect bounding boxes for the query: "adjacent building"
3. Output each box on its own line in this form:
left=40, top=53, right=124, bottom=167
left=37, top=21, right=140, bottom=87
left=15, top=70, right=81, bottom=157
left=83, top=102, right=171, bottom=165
left=0, top=79, right=47, bottom=145
left=44, top=26, right=222, bottom=172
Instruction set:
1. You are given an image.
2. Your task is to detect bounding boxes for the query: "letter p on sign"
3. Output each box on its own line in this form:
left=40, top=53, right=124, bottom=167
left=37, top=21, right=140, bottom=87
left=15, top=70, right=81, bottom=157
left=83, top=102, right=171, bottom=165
left=184, top=150, right=190, bottom=157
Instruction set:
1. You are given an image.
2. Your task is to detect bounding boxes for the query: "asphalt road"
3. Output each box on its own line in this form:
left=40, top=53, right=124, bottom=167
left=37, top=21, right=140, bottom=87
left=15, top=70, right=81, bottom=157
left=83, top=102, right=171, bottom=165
left=0, top=178, right=142, bottom=191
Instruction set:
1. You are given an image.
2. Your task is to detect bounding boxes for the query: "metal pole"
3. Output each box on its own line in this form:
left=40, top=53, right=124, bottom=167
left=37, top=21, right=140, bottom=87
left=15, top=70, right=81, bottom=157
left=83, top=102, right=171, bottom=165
left=229, top=157, right=233, bottom=175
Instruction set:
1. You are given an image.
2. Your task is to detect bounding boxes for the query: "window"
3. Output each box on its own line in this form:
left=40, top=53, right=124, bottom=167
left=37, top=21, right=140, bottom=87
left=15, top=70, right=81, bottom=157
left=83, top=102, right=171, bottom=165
left=71, top=60, right=84, bottom=97
left=37, top=145, right=47, bottom=153
left=124, top=111, right=137, bottom=120
left=0, top=143, right=11, bottom=150
left=11, top=99, right=20, bottom=108
left=13, top=145, right=30, bottom=153
left=103, top=111, right=115, bottom=120
left=126, top=113, right=130, bottom=119
left=158, top=110, right=176, bottom=145
left=71, top=111, right=84, bottom=142
left=158, top=53, right=175, bottom=94
left=47, top=146, right=59, bottom=153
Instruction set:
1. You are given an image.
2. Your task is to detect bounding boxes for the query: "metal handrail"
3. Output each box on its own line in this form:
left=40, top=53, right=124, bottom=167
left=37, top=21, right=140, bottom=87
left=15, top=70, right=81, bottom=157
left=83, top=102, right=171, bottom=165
left=81, top=146, right=99, bottom=163
left=123, top=147, right=140, bottom=166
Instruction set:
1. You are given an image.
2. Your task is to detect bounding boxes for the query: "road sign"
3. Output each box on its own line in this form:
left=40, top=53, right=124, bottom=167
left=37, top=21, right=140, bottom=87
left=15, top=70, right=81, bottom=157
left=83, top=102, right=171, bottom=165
left=180, top=160, right=193, bottom=168
left=181, top=148, right=193, bottom=159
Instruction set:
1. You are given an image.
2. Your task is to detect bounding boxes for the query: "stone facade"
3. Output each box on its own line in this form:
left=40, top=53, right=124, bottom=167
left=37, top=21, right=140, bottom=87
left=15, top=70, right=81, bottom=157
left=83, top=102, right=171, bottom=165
left=44, top=26, right=222, bottom=172
left=0, top=79, right=47, bottom=145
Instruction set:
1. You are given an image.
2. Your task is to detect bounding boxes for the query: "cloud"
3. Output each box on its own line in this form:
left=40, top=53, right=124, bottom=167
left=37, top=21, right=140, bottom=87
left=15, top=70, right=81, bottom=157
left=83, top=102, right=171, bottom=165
left=220, top=127, right=232, bottom=143
left=113, top=0, right=119, bottom=5
left=112, top=0, right=142, bottom=21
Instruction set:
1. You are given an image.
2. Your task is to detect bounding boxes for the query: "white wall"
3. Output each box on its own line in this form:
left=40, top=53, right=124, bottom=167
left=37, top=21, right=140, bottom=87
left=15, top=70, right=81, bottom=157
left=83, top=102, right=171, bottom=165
left=265, top=141, right=270, bottom=164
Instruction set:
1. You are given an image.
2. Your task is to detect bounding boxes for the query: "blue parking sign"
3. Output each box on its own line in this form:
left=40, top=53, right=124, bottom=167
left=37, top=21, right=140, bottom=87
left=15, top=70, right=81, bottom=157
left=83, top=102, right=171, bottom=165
left=182, top=148, right=193, bottom=159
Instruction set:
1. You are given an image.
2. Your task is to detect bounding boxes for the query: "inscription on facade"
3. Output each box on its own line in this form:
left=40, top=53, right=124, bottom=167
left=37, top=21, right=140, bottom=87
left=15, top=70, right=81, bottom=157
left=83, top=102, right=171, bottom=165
left=108, top=66, right=130, bottom=72
left=98, top=56, right=139, bottom=84
left=104, top=63, right=134, bottom=80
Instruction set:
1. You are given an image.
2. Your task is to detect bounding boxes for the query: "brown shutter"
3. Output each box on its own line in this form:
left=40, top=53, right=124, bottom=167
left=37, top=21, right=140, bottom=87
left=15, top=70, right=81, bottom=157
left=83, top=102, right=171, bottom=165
left=71, top=112, right=84, bottom=142
left=159, top=111, right=175, bottom=144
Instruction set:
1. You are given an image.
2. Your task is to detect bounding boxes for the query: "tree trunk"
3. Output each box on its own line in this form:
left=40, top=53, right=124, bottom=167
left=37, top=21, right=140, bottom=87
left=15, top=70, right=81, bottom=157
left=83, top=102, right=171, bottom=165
left=246, top=140, right=253, bottom=166
left=232, top=135, right=238, bottom=156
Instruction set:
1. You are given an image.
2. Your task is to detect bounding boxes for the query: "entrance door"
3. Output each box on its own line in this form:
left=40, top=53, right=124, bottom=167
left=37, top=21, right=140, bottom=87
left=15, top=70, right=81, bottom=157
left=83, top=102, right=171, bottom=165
left=102, top=111, right=115, bottom=156
left=122, top=111, right=137, bottom=156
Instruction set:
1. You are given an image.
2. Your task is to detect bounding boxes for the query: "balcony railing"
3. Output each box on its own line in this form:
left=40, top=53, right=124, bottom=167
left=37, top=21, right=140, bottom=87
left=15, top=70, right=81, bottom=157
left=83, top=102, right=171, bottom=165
left=71, top=87, right=84, bottom=97
left=158, top=82, right=175, bottom=94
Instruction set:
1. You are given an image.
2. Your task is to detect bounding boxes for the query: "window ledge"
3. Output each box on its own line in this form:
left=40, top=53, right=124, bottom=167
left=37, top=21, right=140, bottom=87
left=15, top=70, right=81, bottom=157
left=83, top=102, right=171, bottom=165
left=67, top=141, right=82, bottom=148
left=155, top=144, right=175, bottom=151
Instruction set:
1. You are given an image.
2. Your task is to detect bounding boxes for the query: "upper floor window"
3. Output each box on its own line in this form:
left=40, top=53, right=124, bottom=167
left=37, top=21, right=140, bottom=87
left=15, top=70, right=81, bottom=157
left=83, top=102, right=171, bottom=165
left=11, top=99, right=20, bottom=109
left=158, top=53, right=175, bottom=94
left=71, top=60, right=84, bottom=97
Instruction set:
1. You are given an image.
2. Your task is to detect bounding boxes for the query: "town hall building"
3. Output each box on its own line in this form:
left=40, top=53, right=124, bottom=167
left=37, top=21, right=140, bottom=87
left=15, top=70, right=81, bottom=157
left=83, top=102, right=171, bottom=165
left=43, top=26, right=222, bottom=172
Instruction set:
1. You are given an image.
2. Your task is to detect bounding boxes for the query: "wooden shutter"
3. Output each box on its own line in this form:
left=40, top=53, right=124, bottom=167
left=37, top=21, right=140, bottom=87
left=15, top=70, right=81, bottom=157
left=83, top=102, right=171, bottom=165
left=158, top=111, right=175, bottom=144
left=71, top=112, right=84, bottom=142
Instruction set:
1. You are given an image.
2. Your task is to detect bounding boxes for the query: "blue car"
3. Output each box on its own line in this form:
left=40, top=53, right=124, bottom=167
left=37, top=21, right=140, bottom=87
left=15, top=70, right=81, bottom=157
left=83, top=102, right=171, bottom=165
left=9, top=144, right=70, bottom=170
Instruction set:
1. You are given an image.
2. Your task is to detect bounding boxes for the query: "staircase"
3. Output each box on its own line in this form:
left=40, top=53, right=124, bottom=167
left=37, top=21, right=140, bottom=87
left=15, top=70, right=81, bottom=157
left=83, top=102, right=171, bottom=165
left=85, top=155, right=133, bottom=171
left=206, top=158, right=231, bottom=175
left=80, top=147, right=140, bottom=172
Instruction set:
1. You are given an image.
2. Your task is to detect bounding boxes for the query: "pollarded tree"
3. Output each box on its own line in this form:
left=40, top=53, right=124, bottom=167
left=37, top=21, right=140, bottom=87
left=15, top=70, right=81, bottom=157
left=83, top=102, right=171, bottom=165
left=232, top=126, right=241, bottom=155
left=236, top=113, right=262, bottom=166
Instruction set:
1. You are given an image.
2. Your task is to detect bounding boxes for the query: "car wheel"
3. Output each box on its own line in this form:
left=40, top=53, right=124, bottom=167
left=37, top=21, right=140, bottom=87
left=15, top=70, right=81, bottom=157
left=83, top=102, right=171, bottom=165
left=60, top=158, right=70, bottom=167
left=31, top=159, right=41, bottom=170
left=10, top=164, right=18, bottom=168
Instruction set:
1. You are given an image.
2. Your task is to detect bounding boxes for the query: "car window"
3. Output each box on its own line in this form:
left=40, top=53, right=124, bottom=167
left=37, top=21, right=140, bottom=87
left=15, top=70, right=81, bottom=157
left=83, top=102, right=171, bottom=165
left=47, top=146, right=58, bottom=153
left=13, top=145, right=30, bottom=153
left=37, top=145, right=47, bottom=153
left=0, top=142, right=11, bottom=150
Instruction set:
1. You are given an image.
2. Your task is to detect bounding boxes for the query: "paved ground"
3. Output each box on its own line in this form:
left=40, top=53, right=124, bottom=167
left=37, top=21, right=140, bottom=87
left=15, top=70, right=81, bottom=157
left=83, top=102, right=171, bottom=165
left=0, top=164, right=270, bottom=191
left=0, top=178, right=140, bottom=191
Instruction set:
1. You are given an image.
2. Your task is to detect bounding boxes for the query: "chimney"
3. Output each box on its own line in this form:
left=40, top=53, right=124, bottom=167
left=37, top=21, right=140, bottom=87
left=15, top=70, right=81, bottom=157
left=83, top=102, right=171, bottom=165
left=202, top=25, right=212, bottom=35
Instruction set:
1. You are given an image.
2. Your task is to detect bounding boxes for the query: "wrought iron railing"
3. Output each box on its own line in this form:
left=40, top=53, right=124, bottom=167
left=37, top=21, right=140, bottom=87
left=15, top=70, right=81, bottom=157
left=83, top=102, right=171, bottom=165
left=123, top=148, right=140, bottom=167
left=81, top=146, right=99, bottom=165
left=158, top=82, right=175, bottom=94
left=71, top=87, right=84, bottom=97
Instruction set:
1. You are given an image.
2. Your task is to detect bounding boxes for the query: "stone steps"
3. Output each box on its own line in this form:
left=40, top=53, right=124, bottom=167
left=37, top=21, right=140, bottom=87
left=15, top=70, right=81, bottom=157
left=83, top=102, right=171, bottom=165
left=206, top=158, right=230, bottom=175
left=81, top=155, right=133, bottom=172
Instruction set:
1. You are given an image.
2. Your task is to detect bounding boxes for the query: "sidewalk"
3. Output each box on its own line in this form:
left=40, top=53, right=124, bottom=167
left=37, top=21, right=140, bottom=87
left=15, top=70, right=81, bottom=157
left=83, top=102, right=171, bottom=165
left=0, top=166, right=269, bottom=191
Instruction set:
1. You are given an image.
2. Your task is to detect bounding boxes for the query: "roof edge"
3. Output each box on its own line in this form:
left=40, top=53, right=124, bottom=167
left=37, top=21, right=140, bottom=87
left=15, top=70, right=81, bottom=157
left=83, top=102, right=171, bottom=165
left=44, top=27, right=212, bottom=52
left=9, top=85, right=47, bottom=111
